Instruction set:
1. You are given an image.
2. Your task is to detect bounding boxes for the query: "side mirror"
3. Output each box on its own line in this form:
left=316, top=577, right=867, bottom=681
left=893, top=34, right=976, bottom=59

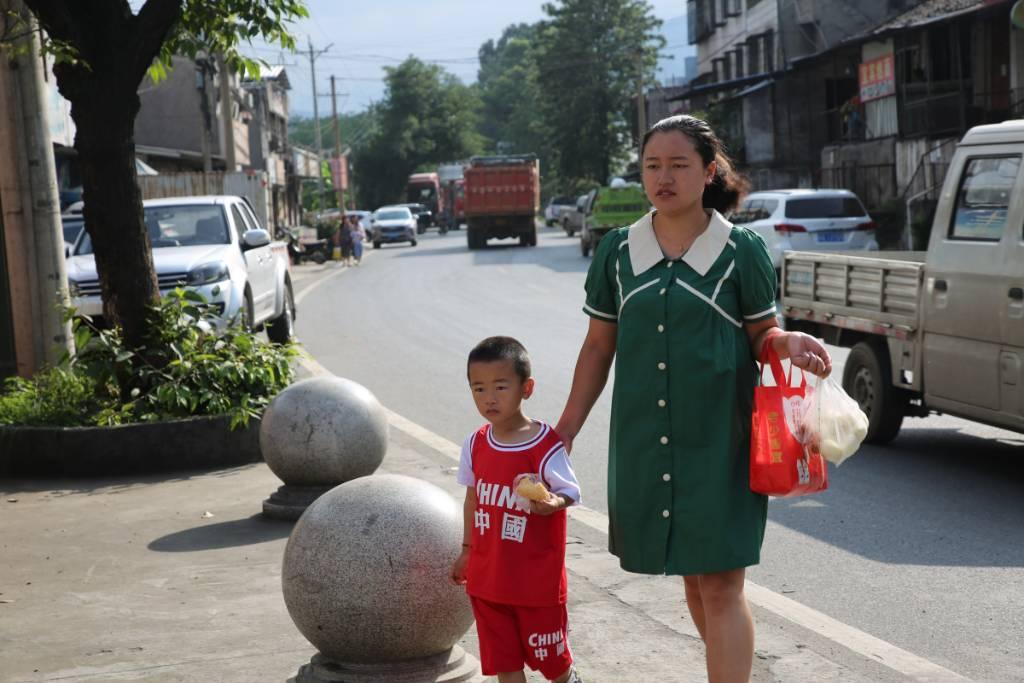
left=242, top=229, right=271, bottom=250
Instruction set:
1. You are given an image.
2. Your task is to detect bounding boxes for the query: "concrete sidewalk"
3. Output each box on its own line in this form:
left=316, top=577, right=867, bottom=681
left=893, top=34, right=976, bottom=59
left=0, top=425, right=895, bottom=682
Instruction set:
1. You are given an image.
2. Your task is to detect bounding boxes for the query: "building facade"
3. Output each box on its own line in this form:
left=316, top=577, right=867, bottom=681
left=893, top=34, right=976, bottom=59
left=672, top=0, right=1022, bottom=230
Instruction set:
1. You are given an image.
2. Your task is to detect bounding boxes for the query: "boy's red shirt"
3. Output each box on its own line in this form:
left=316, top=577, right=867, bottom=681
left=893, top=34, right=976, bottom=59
left=466, top=423, right=568, bottom=607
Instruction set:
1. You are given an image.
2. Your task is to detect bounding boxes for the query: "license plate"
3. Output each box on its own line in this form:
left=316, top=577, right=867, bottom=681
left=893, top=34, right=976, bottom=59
left=816, top=231, right=845, bottom=243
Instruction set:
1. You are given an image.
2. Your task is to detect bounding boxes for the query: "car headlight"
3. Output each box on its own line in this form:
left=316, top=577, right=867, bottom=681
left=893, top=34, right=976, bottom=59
left=187, top=262, right=230, bottom=285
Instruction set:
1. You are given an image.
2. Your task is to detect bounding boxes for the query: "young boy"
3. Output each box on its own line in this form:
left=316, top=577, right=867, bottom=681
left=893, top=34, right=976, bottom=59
left=450, top=336, right=584, bottom=683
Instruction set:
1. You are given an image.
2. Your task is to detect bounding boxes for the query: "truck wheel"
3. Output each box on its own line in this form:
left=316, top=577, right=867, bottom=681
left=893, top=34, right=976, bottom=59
left=581, top=235, right=591, bottom=258
left=563, top=220, right=572, bottom=237
left=312, top=251, right=326, bottom=265
left=527, top=227, right=537, bottom=247
left=239, top=289, right=254, bottom=332
left=373, top=241, right=381, bottom=249
left=266, top=283, right=295, bottom=344
left=410, top=238, right=418, bottom=247
left=842, top=341, right=907, bottom=444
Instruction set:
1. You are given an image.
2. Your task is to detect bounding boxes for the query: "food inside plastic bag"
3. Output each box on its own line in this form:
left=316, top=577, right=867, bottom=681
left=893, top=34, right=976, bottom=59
left=799, top=375, right=869, bottom=465
left=513, top=473, right=550, bottom=502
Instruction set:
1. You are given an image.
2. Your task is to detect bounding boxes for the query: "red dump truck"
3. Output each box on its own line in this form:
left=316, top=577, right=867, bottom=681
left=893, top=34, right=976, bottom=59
left=463, top=155, right=539, bottom=249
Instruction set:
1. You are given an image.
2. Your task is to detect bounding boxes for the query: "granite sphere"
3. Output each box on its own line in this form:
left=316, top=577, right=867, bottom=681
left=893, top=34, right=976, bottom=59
left=260, top=376, right=388, bottom=486
left=281, top=474, right=474, bottom=663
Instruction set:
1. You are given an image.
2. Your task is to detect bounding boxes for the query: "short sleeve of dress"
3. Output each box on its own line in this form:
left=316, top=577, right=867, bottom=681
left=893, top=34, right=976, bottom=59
left=735, top=228, right=778, bottom=323
left=583, top=230, right=622, bottom=322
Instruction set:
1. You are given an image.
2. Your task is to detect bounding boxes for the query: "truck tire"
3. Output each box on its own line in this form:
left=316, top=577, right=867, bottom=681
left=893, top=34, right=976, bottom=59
left=528, top=227, right=537, bottom=246
left=373, top=241, right=381, bottom=249
left=467, top=231, right=480, bottom=250
left=563, top=219, right=573, bottom=237
left=842, top=341, right=907, bottom=444
left=266, top=282, right=295, bottom=345
left=581, top=234, right=591, bottom=258
left=240, top=289, right=254, bottom=332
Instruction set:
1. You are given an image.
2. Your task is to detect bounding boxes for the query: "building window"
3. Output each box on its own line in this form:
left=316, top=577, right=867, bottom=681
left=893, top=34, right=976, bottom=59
left=747, top=36, right=760, bottom=74
left=733, top=46, right=744, bottom=78
left=763, top=31, right=775, bottom=72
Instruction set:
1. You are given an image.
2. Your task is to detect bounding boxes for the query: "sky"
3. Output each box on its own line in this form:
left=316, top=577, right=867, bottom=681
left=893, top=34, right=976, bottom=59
left=243, top=0, right=694, bottom=118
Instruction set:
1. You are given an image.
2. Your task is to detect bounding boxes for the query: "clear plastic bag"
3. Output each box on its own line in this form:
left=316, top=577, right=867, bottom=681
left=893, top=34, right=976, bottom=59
left=799, top=374, right=869, bottom=466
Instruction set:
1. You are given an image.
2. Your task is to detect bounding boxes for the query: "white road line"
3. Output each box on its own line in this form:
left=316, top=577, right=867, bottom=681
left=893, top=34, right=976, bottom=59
left=294, top=353, right=969, bottom=682
left=293, top=265, right=350, bottom=307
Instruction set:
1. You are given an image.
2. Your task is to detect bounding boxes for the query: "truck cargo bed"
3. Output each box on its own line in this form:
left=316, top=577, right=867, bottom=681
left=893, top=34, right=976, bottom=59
left=781, top=251, right=927, bottom=336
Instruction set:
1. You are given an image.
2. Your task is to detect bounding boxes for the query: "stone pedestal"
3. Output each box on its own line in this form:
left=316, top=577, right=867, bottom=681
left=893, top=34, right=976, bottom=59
left=291, top=648, right=480, bottom=683
left=282, top=474, right=481, bottom=682
left=260, top=376, right=388, bottom=519
left=261, top=484, right=332, bottom=521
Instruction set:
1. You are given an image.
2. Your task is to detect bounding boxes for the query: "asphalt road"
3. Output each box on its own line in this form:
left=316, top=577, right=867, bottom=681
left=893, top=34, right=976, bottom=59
left=292, top=225, right=1024, bottom=682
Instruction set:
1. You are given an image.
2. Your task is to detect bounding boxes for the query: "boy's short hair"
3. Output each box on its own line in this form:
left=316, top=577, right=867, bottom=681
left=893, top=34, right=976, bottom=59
left=467, top=336, right=531, bottom=382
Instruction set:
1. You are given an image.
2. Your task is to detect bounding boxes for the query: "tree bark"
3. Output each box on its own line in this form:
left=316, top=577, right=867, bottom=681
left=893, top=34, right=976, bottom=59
left=71, top=80, right=159, bottom=350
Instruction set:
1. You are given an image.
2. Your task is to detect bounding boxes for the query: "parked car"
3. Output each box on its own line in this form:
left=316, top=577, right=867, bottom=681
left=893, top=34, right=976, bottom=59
left=370, top=206, right=418, bottom=248
left=66, top=195, right=296, bottom=342
left=728, top=189, right=879, bottom=273
left=61, top=214, right=84, bottom=257
left=395, top=203, right=434, bottom=233
left=780, top=119, right=1024, bottom=444
left=562, top=192, right=592, bottom=237
left=544, top=195, right=576, bottom=226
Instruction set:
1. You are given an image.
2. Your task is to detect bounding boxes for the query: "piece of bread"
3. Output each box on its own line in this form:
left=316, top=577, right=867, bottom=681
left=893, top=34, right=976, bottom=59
left=515, top=477, right=550, bottom=502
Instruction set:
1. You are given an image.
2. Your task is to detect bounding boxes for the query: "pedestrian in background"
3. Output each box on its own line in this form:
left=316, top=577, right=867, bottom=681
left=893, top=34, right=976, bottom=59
left=348, top=215, right=365, bottom=265
left=338, top=217, right=354, bottom=266
left=555, top=115, right=831, bottom=683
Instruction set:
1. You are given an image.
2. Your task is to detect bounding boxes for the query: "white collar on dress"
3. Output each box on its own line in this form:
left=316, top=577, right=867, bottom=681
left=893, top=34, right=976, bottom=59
left=627, top=209, right=733, bottom=277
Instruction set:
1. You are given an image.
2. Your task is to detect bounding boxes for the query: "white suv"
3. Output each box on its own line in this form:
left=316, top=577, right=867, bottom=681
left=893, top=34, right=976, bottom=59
left=728, top=189, right=879, bottom=272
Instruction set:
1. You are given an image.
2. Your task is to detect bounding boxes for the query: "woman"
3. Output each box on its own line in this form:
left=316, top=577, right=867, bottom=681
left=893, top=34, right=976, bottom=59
left=555, top=115, right=831, bottom=683
left=349, top=215, right=365, bottom=265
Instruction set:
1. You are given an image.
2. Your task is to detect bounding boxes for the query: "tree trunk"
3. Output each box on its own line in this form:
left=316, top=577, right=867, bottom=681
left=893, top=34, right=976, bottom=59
left=70, top=80, right=159, bottom=350
left=23, top=0, right=183, bottom=353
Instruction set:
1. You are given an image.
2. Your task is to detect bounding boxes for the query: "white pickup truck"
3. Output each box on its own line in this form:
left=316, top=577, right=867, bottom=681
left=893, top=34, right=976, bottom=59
left=781, top=120, right=1024, bottom=444
left=66, top=195, right=296, bottom=343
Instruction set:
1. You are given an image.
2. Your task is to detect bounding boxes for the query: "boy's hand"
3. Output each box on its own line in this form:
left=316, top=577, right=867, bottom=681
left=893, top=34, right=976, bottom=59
left=530, top=492, right=567, bottom=516
left=450, top=548, right=470, bottom=585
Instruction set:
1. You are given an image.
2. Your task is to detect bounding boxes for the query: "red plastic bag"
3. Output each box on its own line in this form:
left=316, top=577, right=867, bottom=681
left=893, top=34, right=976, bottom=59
left=750, top=342, right=828, bottom=497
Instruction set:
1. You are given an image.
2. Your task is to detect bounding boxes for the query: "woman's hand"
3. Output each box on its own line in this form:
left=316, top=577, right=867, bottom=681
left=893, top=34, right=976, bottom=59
left=784, top=332, right=832, bottom=378
left=450, top=548, right=470, bottom=585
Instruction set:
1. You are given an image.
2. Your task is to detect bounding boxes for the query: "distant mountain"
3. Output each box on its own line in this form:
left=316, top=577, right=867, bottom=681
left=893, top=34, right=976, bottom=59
left=657, top=14, right=697, bottom=86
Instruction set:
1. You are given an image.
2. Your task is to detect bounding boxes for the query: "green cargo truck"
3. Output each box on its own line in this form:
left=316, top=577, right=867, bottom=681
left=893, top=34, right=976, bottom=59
left=580, top=184, right=649, bottom=257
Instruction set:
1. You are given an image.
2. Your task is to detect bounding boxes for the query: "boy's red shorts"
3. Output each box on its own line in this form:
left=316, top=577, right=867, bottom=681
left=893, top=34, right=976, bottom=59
left=469, top=596, right=573, bottom=680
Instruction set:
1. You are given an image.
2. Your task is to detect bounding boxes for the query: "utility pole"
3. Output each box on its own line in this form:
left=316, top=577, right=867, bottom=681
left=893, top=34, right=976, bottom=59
left=217, top=53, right=236, bottom=171
left=330, top=75, right=344, bottom=210
left=636, top=57, right=647, bottom=149
left=307, top=38, right=332, bottom=212
left=196, top=56, right=215, bottom=176
left=0, top=0, right=72, bottom=375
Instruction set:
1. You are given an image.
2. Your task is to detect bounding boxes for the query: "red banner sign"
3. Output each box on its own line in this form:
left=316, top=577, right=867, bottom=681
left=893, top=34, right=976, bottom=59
left=858, top=54, right=895, bottom=103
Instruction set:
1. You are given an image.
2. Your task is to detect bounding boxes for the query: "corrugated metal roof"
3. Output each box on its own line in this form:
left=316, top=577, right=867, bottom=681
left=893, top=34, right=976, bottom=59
left=871, top=0, right=1003, bottom=34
